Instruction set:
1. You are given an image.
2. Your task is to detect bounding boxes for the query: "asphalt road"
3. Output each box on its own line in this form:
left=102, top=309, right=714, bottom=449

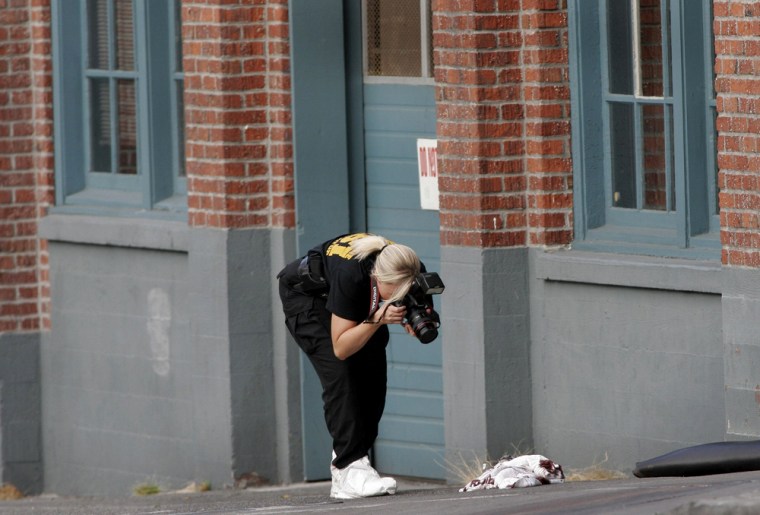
left=2, top=471, right=760, bottom=514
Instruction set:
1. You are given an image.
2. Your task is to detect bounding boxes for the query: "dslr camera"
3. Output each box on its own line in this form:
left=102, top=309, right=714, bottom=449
left=395, top=272, right=445, bottom=344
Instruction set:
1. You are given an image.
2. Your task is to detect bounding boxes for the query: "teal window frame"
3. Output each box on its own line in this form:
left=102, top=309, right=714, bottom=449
left=51, top=0, right=186, bottom=219
left=568, top=0, right=719, bottom=259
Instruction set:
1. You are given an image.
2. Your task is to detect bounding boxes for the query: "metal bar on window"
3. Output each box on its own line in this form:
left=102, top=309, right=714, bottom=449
left=361, top=0, right=369, bottom=77
left=631, top=0, right=644, bottom=209
left=665, top=104, right=674, bottom=211
left=632, top=0, right=642, bottom=97
left=599, top=0, right=613, bottom=212
left=108, top=0, right=119, bottom=175
left=81, top=0, right=92, bottom=176
left=420, top=0, right=430, bottom=78
left=134, top=0, right=152, bottom=207
left=84, top=69, right=137, bottom=79
left=703, top=0, right=719, bottom=223
left=607, top=93, right=668, bottom=104
left=661, top=0, right=673, bottom=211
left=170, top=0, right=186, bottom=185
left=661, top=0, right=672, bottom=97
left=670, top=0, right=687, bottom=247
left=109, top=79, right=119, bottom=176
left=107, top=0, right=115, bottom=70
left=634, top=101, right=644, bottom=209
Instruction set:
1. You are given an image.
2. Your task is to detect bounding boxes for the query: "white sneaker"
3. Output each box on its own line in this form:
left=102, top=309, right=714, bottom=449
left=330, top=455, right=397, bottom=499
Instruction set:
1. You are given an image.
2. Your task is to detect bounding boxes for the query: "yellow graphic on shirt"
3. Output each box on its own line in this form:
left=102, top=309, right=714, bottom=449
left=324, top=233, right=369, bottom=260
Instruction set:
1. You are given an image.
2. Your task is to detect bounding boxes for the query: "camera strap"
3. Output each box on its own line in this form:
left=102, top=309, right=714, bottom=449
left=364, top=278, right=381, bottom=324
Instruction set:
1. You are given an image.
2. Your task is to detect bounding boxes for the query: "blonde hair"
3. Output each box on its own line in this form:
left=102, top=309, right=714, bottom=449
left=351, top=234, right=420, bottom=304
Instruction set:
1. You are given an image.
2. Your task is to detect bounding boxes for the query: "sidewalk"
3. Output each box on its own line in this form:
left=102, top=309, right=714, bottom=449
left=2, top=471, right=760, bottom=514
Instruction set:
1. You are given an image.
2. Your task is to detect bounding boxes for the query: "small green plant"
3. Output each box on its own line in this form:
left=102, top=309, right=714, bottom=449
left=133, top=482, right=161, bottom=496
left=437, top=449, right=491, bottom=485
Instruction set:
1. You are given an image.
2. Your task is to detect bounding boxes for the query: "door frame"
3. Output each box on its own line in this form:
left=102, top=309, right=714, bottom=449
left=288, top=0, right=367, bottom=480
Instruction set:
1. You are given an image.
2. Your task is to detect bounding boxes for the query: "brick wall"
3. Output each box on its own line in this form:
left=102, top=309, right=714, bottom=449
left=0, top=0, right=53, bottom=333
left=183, top=0, right=293, bottom=230
left=714, top=0, right=760, bottom=268
left=434, top=0, right=572, bottom=248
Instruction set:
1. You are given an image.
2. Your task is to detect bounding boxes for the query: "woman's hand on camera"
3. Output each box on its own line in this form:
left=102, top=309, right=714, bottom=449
left=331, top=303, right=408, bottom=360
left=376, top=304, right=418, bottom=337
left=373, top=303, right=406, bottom=325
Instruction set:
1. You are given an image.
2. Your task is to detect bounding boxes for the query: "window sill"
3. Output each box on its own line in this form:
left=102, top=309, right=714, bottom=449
left=58, top=190, right=188, bottom=223
left=576, top=225, right=721, bottom=261
left=39, top=213, right=189, bottom=252
left=534, top=248, right=722, bottom=294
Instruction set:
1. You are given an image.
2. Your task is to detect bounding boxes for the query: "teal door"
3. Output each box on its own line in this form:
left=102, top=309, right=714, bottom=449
left=361, top=83, right=444, bottom=479
left=289, top=0, right=444, bottom=480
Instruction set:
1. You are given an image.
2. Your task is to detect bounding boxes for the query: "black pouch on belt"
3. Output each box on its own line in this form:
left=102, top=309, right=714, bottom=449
left=292, top=250, right=328, bottom=294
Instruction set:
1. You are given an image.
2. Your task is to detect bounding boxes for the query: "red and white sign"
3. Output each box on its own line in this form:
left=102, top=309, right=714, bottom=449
left=417, top=138, right=439, bottom=210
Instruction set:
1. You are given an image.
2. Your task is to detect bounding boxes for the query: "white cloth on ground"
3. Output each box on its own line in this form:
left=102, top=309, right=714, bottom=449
left=459, top=454, right=565, bottom=492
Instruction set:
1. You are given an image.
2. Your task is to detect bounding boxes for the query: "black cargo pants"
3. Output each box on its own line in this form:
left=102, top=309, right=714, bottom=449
left=278, top=274, right=387, bottom=470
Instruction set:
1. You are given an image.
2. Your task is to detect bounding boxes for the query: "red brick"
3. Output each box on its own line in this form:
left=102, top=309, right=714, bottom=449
left=184, top=1, right=294, bottom=230
left=716, top=1, right=760, bottom=268
left=436, top=0, right=571, bottom=249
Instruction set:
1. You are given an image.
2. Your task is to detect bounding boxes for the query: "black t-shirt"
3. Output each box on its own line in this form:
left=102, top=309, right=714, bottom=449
left=278, top=233, right=389, bottom=343
left=320, top=233, right=376, bottom=322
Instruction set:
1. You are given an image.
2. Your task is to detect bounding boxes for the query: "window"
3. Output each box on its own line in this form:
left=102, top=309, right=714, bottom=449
left=52, top=0, right=185, bottom=218
left=568, top=0, right=718, bottom=258
left=363, top=0, right=433, bottom=82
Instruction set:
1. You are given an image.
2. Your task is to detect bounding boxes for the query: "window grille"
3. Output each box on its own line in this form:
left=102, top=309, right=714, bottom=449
left=364, top=0, right=432, bottom=80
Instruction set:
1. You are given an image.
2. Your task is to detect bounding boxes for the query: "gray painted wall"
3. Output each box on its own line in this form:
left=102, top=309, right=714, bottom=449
left=41, top=239, right=194, bottom=494
left=441, top=246, right=533, bottom=481
left=38, top=216, right=300, bottom=496
left=30, top=212, right=760, bottom=493
left=441, top=245, right=738, bottom=480
left=531, top=250, right=726, bottom=473
left=269, top=228, right=303, bottom=484
left=722, top=267, right=760, bottom=438
left=0, top=332, right=42, bottom=494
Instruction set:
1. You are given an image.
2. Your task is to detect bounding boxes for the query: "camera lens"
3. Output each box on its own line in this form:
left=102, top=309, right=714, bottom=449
left=409, top=311, right=438, bottom=344
left=415, top=323, right=438, bottom=344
